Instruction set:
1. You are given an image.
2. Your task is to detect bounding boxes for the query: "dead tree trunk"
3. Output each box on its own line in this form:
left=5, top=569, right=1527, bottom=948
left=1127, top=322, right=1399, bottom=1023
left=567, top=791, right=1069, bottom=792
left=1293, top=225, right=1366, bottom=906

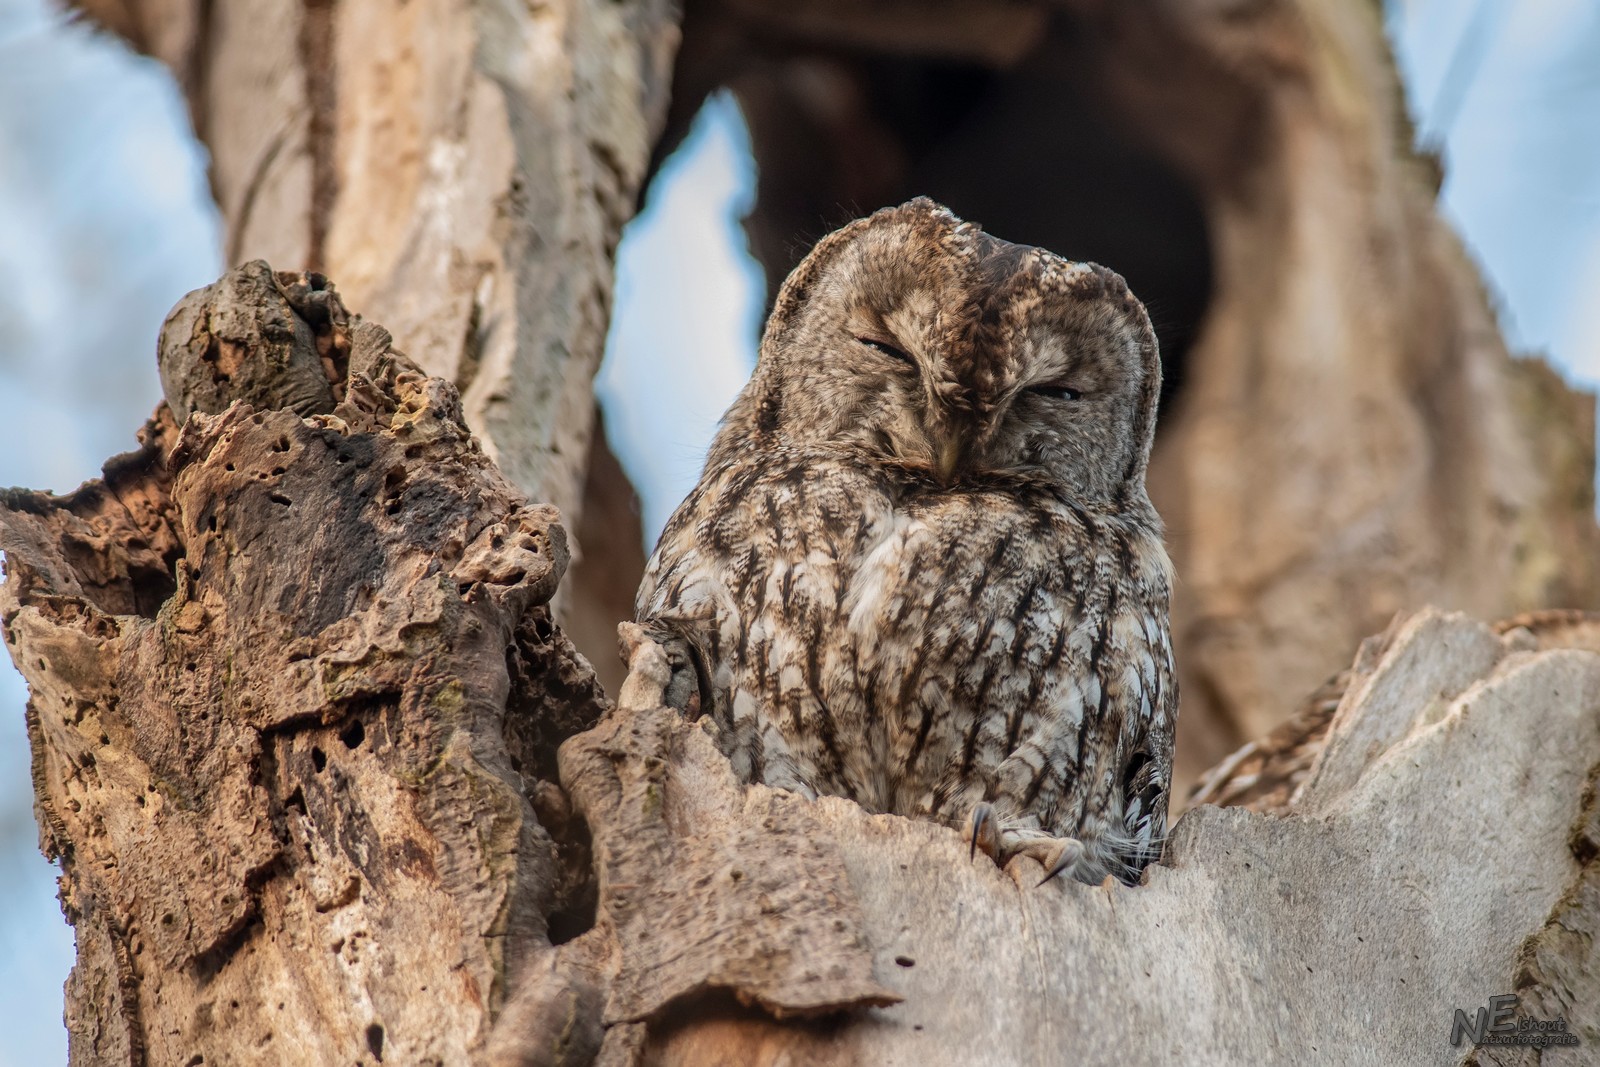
left=3, top=270, right=613, bottom=1063
left=10, top=0, right=1600, bottom=1063
left=77, top=0, right=1600, bottom=774
left=4, top=270, right=1599, bottom=1063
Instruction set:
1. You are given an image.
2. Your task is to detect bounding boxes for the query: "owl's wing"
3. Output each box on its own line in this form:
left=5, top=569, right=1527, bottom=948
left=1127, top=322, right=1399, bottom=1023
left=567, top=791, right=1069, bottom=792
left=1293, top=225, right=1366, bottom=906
left=635, top=470, right=773, bottom=747
left=1115, top=589, right=1179, bottom=871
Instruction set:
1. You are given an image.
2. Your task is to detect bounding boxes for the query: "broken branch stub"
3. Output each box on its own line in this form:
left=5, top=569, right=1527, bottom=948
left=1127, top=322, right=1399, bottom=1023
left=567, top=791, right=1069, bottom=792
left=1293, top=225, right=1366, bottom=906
left=558, top=624, right=902, bottom=1025
left=2, top=264, right=610, bottom=1063
left=157, top=260, right=348, bottom=424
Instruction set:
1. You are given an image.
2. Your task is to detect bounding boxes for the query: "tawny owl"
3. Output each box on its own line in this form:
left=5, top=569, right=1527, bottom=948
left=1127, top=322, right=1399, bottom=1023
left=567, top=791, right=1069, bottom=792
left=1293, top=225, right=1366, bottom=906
left=636, top=198, right=1176, bottom=885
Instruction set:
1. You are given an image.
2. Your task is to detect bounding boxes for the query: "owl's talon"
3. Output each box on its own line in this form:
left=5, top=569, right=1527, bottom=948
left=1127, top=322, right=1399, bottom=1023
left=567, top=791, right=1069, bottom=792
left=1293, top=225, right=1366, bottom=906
left=966, top=802, right=999, bottom=862
left=1034, top=837, right=1086, bottom=887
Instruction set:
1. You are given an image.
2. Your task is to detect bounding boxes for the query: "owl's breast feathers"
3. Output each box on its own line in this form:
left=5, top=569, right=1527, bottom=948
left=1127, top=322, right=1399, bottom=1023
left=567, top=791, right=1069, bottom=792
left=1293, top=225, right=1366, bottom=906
left=636, top=448, right=1176, bottom=865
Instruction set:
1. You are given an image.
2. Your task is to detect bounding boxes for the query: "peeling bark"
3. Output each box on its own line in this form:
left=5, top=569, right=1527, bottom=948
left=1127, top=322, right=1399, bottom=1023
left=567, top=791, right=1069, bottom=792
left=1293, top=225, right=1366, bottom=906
left=4, top=268, right=608, bottom=1063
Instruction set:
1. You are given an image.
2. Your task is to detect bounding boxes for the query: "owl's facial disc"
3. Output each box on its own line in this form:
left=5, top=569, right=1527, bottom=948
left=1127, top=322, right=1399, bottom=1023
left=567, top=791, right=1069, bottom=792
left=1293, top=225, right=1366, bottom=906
left=742, top=199, right=1159, bottom=506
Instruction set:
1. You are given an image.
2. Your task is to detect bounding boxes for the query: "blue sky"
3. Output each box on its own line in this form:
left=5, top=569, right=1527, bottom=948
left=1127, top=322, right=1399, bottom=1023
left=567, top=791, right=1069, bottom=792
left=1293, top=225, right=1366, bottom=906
left=595, top=91, right=763, bottom=540
left=1, top=0, right=1598, bottom=1060
left=1390, top=0, right=1600, bottom=383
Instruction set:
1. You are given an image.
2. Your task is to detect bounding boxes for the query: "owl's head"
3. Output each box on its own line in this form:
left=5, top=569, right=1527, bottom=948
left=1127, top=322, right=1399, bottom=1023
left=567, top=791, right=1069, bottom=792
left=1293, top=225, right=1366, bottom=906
left=722, top=198, right=1162, bottom=510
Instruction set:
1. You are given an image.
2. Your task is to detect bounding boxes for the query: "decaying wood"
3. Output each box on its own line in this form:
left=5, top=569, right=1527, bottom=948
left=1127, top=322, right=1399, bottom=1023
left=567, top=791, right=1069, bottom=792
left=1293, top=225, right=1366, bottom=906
left=4, top=268, right=611, bottom=1063
left=560, top=624, right=899, bottom=1025
left=83, top=0, right=680, bottom=522
left=619, top=607, right=1600, bottom=1066
left=73, top=0, right=674, bottom=678
left=6, top=265, right=1598, bottom=1065
left=28, top=0, right=1600, bottom=1063
left=562, top=412, right=648, bottom=699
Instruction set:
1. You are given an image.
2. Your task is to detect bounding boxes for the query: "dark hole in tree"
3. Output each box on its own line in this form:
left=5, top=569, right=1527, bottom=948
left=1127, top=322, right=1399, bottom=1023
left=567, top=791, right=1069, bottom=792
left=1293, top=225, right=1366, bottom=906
left=311, top=746, right=327, bottom=773
left=655, top=12, right=1212, bottom=423
left=545, top=809, right=600, bottom=948
left=365, top=1023, right=385, bottom=1061
left=340, top=719, right=366, bottom=750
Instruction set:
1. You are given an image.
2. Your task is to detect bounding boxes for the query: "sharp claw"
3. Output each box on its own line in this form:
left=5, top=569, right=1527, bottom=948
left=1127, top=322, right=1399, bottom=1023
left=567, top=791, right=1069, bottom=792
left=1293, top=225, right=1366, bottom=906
left=1035, top=838, right=1085, bottom=887
left=967, top=802, right=995, bottom=862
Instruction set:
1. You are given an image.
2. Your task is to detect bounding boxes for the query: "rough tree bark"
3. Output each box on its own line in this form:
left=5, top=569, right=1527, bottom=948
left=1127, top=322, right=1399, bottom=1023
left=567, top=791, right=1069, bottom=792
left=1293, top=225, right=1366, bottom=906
left=10, top=0, right=1600, bottom=1063
left=5, top=270, right=614, bottom=1063
left=72, top=0, right=677, bottom=691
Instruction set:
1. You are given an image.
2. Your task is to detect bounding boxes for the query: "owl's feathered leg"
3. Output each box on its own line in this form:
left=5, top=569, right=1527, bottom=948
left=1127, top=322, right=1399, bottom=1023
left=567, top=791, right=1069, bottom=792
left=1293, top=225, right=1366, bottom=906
left=964, top=803, right=1088, bottom=886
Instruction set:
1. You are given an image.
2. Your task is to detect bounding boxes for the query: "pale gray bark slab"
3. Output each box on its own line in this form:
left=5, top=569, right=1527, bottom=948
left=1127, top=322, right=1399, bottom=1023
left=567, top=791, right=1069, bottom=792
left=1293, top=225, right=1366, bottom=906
left=616, top=611, right=1600, bottom=1065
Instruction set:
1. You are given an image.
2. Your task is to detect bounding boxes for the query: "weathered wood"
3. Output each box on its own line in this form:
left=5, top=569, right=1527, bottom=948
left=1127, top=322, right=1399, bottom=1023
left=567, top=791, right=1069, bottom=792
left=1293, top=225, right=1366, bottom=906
left=74, top=0, right=674, bottom=676
left=30, top=0, right=1600, bottom=1063
left=83, top=0, right=1600, bottom=797
left=80, top=0, right=679, bottom=510
left=8, top=260, right=1599, bottom=1065
left=157, top=261, right=345, bottom=422
left=563, top=410, right=648, bottom=699
left=599, top=608, right=1600, bottom=1065
left=3, top=268, right=610, bottom=1064
left=559, top=625, right=900, bottom=1024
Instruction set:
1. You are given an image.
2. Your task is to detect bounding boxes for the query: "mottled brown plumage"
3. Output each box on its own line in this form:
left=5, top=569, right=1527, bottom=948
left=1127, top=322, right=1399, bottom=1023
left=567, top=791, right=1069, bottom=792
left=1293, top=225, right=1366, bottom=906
left=636, top=199, right=1176, bottom=884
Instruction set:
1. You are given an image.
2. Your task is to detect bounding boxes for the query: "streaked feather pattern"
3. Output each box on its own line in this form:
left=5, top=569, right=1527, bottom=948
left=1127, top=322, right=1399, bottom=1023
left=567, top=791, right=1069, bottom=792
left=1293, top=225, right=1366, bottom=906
left=637, top=200, right=1177, bottom=885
